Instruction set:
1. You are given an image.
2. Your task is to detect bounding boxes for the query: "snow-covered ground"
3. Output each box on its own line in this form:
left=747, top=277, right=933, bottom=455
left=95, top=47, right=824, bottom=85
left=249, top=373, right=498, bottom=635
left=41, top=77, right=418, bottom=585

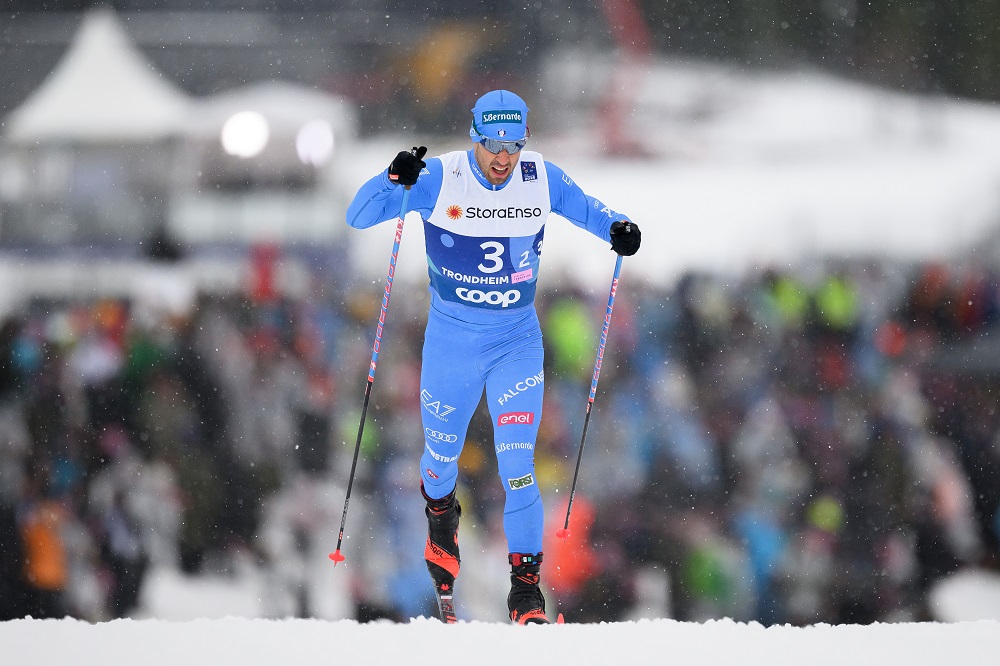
left=7, top=567, right=1000, bottom=664
left=3, top=614, right=999, bottom=665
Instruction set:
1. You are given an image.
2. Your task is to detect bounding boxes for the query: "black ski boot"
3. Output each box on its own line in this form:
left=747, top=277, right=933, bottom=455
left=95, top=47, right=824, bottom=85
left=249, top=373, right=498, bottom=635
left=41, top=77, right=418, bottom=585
left=422, top=483, right=461, bottom=623
left=508, top=552, right=549, bottom=624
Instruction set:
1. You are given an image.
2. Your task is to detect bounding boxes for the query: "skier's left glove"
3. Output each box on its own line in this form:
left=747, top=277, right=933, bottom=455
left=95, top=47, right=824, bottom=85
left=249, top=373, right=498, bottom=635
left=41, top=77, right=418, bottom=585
left=610, top=220, right=641, bottom=256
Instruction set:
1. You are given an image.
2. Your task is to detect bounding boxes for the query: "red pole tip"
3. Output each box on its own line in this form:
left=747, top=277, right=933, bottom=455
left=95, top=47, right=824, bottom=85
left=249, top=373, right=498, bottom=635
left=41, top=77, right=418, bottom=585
left=329, top=550, right=346, bottom=564
left=555, top=527, right=571, bottom=539
left=557, top=613, right=566, bottom=624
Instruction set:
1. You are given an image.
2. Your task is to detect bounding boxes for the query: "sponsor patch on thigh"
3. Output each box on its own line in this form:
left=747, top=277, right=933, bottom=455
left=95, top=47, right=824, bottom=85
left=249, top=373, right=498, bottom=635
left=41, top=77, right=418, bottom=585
left=507, top=473, right=535, bottom=490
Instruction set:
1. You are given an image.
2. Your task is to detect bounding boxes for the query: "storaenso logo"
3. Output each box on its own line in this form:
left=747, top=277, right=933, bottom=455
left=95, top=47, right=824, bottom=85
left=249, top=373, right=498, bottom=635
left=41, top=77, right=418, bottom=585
left=481, top=110, right=523, bottom=124
left=507, top=473, right=535, bottom=490
left=457, top=288, right=521, bottom=308
left=465, top=207, right=542, bottom=220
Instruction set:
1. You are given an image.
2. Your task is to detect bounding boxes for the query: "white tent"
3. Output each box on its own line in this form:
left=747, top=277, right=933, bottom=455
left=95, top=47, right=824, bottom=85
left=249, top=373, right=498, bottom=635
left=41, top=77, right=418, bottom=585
left=3, top=8, right=193, bottom=143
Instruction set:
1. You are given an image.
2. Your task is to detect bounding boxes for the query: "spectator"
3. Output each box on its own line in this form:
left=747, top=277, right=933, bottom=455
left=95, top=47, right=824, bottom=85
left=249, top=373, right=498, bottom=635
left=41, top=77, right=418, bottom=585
left=100, top=490, right=149, bottom=618
left=0, top=500, right=26, bottom=620
left=18, top=477, right=69, bottom=619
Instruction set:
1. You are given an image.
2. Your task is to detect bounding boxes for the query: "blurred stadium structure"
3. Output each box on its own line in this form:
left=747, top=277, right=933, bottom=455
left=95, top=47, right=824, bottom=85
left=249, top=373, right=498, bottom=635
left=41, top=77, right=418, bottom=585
left=4, top=2, right=999, bottom=263
left=0, top=9, right=361, bottom=317
left=0, top=4, right=637, bottom=315
left=2, top=9, right=360, bottom=240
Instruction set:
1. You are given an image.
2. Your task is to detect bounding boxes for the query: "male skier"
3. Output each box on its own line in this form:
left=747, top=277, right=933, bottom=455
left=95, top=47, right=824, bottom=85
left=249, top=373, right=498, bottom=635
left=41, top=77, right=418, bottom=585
left=346, top=90, right=641, bottom=624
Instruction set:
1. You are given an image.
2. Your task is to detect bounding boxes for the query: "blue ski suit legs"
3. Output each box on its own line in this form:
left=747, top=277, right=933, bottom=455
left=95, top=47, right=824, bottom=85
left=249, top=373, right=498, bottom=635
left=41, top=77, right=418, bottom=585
left=419, top=304, right=545, bottom=555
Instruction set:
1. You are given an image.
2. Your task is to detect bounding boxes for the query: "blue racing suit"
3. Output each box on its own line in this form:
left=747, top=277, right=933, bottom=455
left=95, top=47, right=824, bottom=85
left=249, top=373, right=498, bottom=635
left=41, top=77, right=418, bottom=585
left=347, top=148, right=630, bottom=554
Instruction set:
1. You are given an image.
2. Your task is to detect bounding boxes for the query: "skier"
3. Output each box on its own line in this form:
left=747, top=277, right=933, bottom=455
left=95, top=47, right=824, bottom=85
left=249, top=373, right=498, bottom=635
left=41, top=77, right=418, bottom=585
left=346, top=89, right=641, bottom=624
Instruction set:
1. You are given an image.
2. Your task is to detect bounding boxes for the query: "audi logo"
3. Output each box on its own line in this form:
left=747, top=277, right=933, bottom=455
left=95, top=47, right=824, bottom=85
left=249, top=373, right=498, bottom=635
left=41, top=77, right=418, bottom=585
left=425, top=428, right=458, bottom=443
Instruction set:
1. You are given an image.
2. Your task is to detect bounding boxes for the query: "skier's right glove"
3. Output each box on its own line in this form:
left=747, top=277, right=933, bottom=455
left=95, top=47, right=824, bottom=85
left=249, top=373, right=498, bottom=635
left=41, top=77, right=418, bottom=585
left=388, top=146, right=428, bottom=187
left=610, top=220, right=641, bottom=256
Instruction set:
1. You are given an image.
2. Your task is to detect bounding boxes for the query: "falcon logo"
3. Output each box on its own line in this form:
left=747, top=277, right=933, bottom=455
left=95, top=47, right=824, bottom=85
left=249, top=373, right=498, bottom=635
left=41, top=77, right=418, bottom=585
left=446, top=205, right=463, bottom=220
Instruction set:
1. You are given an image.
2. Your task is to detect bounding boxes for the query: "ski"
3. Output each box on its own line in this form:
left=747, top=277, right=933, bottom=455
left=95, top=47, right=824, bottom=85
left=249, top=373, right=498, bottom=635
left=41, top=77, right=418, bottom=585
left=431, top=587, right=564, bottom=624
left=434, top=586, right=457, bottom=624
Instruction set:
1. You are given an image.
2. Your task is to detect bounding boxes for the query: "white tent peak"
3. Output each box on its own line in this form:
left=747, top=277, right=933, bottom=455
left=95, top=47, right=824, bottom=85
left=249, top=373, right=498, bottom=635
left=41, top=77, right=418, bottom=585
left=4, top=7, right=193, bottom=143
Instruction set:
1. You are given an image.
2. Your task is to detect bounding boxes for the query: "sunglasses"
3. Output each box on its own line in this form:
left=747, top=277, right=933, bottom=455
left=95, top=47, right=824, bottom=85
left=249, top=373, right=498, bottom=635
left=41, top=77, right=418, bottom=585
left=472, top=123, right=529, bottom=154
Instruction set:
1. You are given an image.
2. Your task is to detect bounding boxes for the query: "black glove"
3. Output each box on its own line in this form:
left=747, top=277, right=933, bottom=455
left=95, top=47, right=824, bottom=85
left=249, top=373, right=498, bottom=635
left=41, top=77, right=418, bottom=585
left=610, top=220, right=641, bottom=256
left=388, top=146, right=427, bottom=187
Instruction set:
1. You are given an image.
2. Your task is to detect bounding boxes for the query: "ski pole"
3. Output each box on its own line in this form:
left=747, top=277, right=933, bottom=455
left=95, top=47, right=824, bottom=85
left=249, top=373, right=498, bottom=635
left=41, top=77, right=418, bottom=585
left=555, top=252, right=624, bottom=540
left=329, top=184, right=412, bottom=565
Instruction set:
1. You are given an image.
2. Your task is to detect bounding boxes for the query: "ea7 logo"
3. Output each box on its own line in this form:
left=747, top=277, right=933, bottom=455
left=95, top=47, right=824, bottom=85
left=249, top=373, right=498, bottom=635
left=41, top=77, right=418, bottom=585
left=507, top=473, right=535, bottom=490
left=497, top=412, right=534, bottom=426
left=421, top=390, right=456, bottom=421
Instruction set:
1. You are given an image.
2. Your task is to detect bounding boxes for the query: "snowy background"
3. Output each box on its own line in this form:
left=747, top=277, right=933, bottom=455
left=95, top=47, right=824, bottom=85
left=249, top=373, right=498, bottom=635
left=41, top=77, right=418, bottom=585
left=6, top=8, right=1000, bottom=659
left=13, top=54, right=1000, bottom=630
left=345, top=57, right=1000, bottom=291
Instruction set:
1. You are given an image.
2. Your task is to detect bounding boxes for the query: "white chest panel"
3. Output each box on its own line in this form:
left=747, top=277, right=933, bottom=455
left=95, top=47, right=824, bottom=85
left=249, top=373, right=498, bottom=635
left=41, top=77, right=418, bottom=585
left=423, top=150, right=551, bottom=311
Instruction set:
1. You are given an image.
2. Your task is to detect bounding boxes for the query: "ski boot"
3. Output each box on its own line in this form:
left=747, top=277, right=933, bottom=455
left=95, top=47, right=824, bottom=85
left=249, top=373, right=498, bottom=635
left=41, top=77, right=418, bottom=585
left=508, top=552, right=549, bottom=625
left=423, top=483, right=461, bottom=623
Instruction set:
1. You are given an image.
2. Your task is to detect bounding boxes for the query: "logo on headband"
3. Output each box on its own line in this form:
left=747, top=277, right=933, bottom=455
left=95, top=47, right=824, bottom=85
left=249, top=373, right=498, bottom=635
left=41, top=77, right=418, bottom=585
left=481, top=110, right=523, bottom=125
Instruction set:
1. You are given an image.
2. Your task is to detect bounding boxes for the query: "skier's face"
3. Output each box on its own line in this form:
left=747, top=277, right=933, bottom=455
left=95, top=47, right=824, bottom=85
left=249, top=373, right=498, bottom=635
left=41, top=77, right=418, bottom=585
left=474, top=142, right=519, bottom=186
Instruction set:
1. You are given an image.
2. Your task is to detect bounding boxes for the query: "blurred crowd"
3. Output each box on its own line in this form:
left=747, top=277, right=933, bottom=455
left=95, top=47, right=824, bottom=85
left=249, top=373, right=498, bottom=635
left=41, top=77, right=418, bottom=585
left=1, top=254, right=999, bottom=625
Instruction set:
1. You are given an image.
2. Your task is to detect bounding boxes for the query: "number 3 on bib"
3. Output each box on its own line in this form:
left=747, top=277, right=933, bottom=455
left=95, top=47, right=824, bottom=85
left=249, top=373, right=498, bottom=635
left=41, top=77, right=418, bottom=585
left=479, top=241, right=505, bottom=273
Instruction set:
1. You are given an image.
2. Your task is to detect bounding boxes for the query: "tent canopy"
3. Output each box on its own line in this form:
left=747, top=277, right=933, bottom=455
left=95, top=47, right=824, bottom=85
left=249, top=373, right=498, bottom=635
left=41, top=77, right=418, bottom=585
left=4, top=8, right=193, bottom=144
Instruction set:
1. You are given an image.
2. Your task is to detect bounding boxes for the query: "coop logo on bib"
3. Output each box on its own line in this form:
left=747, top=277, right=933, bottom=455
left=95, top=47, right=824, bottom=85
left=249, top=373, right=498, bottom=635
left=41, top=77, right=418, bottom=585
left=456, top=287, right=521, bottom=308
